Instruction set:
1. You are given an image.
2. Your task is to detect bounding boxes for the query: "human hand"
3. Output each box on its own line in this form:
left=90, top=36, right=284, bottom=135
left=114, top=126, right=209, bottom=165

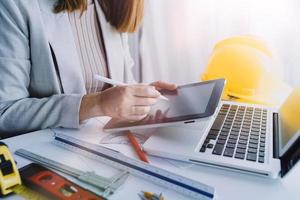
left=79, top=81, right=177, bottom=122
left=96, top=85, right=162, bottom=121
left=150, top=81, right=177, bottom=91
left=144, top=108, right=170, bottom=123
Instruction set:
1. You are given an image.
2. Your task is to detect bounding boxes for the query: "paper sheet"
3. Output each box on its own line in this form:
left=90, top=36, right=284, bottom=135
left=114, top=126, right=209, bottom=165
left=52, top=118, right=193, bottom=169
left=53, top=117, right=153, bottom=145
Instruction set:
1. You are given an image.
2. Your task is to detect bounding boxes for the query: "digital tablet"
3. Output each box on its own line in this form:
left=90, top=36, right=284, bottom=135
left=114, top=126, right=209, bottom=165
left=103, top=79, right=225, bottom=132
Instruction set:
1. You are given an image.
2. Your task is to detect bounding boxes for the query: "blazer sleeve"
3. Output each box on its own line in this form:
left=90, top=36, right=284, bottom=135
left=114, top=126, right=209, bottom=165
left=0, top=1, right=83, bottom=137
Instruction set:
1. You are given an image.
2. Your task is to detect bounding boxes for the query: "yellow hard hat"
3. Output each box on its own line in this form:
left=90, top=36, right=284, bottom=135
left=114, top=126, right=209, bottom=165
left=202, top=36, right=291, bottom=106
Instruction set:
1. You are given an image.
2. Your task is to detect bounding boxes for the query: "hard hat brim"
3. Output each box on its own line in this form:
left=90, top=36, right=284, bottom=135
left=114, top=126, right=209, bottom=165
left=223, top=82, right=292, bottom=106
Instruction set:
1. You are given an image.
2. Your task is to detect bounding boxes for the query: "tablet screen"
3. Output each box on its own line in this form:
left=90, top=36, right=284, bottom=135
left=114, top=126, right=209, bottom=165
left=148, top=82, right=215, bottom=118
left=104, top=79, right=225, bottom=131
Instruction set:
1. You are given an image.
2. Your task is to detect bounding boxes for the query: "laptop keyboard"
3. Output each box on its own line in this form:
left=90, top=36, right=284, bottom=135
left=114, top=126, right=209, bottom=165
left=200, top=104, right=267, bottom=163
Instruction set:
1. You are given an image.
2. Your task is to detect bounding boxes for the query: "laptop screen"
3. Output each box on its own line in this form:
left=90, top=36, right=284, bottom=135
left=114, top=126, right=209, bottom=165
left=279, top=86, right=300, bottom=156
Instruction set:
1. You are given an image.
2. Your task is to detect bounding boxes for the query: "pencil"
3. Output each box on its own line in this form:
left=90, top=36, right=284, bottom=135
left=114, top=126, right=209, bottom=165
left=127, top=131, right=149, bottom=163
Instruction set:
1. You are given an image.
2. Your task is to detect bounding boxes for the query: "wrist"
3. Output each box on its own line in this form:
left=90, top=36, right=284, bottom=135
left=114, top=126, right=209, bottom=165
left=95, top=92, right=106, bottom=116
left=79, top=93, right=102, bottom=122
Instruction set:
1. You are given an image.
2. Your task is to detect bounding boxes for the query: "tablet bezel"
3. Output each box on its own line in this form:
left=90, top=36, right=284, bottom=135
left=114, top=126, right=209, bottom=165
left=104, top=79, right=225, bottom=131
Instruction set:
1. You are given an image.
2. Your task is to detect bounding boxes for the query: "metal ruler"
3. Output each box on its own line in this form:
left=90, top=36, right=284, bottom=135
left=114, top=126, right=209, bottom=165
left=53, top=133, right=215, bottom=200
left=15, top=149, right=129, bottom=197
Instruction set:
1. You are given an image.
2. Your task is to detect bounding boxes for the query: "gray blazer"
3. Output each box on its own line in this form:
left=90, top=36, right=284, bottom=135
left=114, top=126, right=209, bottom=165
left=0, top=0, right=135, bottom=137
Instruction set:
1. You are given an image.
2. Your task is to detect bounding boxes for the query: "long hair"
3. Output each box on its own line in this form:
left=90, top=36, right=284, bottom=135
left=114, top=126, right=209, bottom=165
left=54, top=0, right=144, bottom=33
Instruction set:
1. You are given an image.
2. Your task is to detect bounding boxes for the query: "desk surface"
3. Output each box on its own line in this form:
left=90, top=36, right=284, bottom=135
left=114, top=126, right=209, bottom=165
left=2, top=128, right=300, bottom=200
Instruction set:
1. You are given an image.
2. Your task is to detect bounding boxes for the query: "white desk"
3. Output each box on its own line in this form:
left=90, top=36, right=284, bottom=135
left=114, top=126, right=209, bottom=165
left=2, top=128, right=300, bottom=200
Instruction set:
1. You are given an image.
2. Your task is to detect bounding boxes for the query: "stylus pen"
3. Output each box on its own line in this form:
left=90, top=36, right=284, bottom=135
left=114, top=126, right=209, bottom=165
left=127, top=131, right=149, bottom=163
left=94, top=74, right=168, bottom=101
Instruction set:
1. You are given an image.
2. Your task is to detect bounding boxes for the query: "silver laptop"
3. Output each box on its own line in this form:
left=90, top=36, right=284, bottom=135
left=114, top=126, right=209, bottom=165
left=143, top=90, right=300, bottom=178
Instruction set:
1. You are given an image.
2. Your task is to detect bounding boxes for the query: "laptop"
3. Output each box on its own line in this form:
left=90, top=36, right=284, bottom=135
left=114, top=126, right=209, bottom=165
left=143, top=88, right=300, bottom=178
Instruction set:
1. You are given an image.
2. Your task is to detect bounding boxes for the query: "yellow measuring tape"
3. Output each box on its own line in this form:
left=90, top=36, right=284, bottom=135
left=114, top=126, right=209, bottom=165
left=0, top=142, right=50, bottom=200
left=0, top=142, right=21, bottom=195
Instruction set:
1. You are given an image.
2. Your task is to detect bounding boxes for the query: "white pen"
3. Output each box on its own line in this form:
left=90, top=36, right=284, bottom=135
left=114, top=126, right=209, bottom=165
left=94, top=74, right=169, bottom=101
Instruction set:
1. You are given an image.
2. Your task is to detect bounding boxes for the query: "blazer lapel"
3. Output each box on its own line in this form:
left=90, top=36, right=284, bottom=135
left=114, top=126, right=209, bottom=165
left=38, top=0, right=86, bottom=94
left=95, top=0, right=125, bottom=82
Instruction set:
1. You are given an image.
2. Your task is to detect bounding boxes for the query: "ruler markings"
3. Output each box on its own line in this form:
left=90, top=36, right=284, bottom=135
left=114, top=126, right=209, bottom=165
left=53, top=134, right=215, bottom=199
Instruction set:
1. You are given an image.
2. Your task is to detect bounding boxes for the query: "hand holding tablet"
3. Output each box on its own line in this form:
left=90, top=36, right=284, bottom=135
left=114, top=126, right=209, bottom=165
left=93, top=75, right=177, bottom=122
left=104, top=79, right=226, bottom=132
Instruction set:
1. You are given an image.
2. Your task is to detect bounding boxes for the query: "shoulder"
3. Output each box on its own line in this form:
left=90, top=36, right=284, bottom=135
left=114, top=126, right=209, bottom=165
left=0, top=1, right=31, bottom=26
left=0, top=0, right=41, bottom=34
left=0, top=0, right=42, bottom=21
left=0, top=0, right=38, bottom=14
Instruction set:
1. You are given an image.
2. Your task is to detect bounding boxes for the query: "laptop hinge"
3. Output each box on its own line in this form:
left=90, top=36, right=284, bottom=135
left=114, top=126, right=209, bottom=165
left=273, top=113, right=280, bottom=159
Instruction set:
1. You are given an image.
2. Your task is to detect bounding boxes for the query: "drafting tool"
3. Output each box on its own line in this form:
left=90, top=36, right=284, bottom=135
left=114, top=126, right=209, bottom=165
left=0, top=142, right=21, bottom=196
left=53, top=133, right=215, bottom=200
left=15, top=149, right=129, bottom=197
left=19, top=163, right=104, bottom=200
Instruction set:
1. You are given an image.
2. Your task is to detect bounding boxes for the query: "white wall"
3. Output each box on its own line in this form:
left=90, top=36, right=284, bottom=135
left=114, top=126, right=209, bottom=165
left=140, top=0, right=300, bottom=87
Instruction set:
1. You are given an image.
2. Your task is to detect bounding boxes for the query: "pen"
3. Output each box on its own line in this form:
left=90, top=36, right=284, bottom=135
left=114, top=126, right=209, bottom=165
left=94, top=74, right=168, bottom=101
left=127, top=131, right=149, bottom=163
left=94, top=74, right=127, bottom=86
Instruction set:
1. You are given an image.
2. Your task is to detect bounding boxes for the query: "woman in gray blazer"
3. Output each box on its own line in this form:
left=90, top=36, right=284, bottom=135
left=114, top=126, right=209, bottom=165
left=0, top=0, right=176, bottom=137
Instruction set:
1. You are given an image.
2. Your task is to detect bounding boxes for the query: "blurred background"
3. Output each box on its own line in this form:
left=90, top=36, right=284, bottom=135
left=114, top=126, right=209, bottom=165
left=128, top=0, right=300, bottom=87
